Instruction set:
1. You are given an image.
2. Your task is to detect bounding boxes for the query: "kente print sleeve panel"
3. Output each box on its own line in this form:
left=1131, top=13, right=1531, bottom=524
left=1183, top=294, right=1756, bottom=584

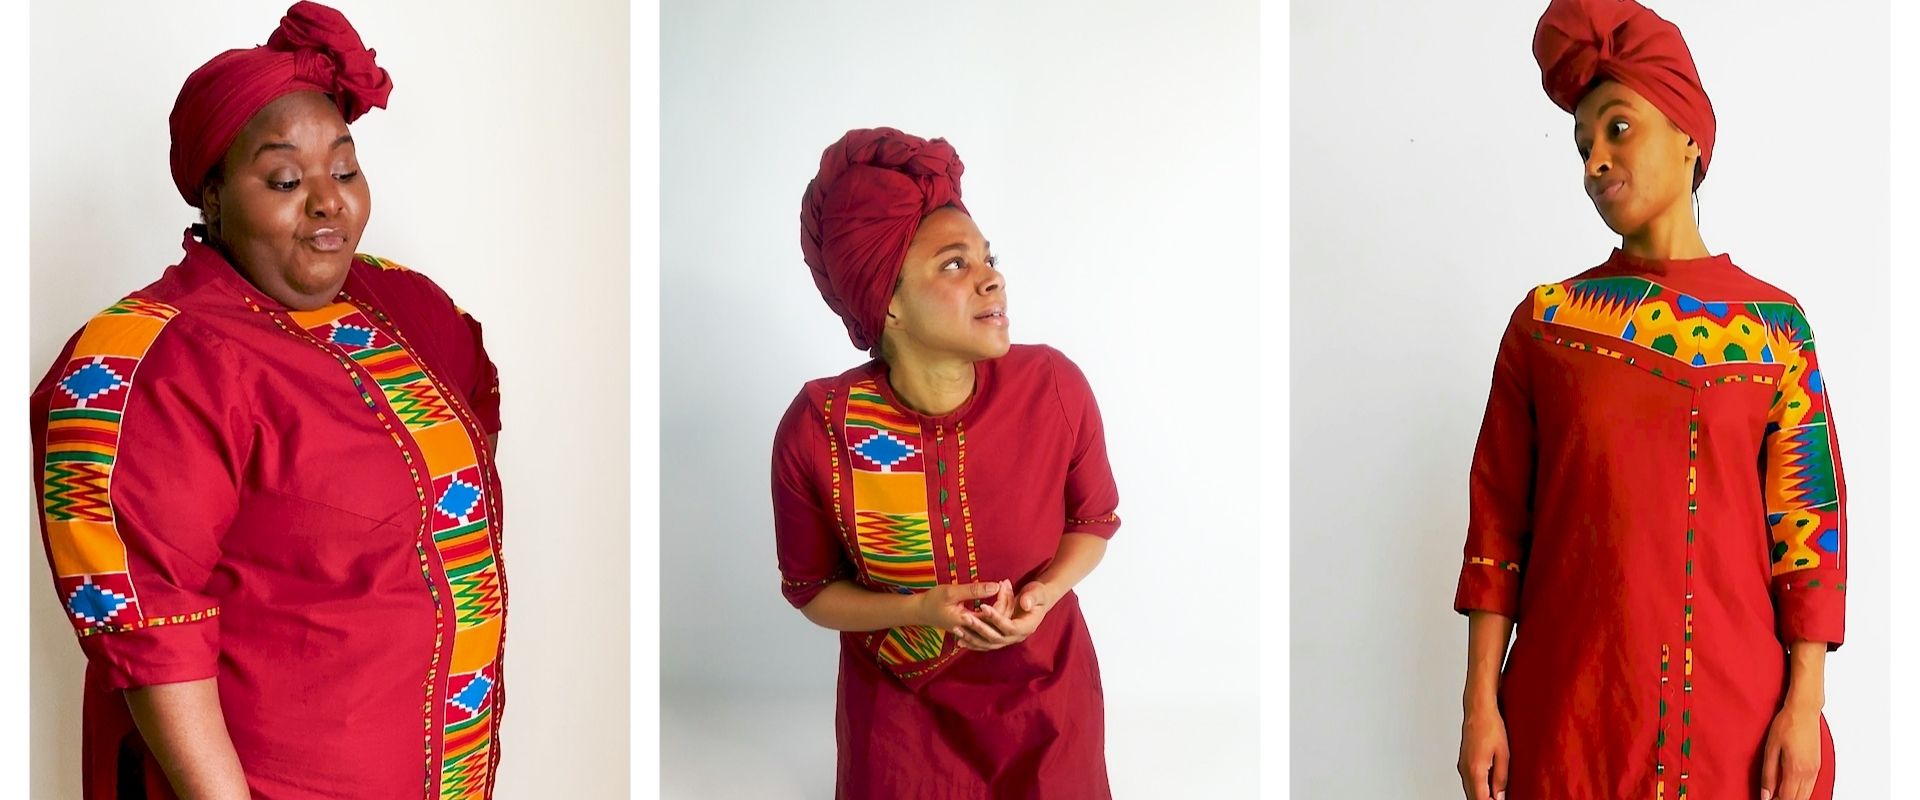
left=38, top=297, right=239, bottom=689
left=1758, top=308, right=1847, bottom=648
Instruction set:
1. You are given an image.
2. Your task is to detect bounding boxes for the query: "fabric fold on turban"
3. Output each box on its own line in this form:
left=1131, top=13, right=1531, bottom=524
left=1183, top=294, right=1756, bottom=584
left=169, top=1, right=393, bottom=207
left=1534, top=0, right=1715, bottom=188
left=800, top=127, right=967, bottom=351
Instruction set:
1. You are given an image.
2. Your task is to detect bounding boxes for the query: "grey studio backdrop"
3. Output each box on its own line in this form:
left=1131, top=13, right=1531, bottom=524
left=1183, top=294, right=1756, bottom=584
left=1291, top=1, right=1891, bottom=797
left=29, top=2, right=630, bottom=797
left=661, top=1, right=1261, bottom=797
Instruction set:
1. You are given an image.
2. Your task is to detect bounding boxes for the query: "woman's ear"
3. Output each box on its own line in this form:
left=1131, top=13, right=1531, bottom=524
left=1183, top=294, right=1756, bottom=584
left=200, top=185, right=222, bottom=230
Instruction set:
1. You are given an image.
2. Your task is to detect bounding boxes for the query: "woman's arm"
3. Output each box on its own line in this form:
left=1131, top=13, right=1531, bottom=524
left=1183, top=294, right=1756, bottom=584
left=124, top=678, right=249, bottom=800
left=1760, top=641, right=1829, bottom=800
left=799, top=579, right=1003, bottom=632
left=1784, top=639, right=1827, bottom=712
left=1463, top=611, right=1514, bottom=714
left=957, top=533, right=1109, bottom=650
left=1458, top=611, right=1514, bottom=800
left=1032, top=532, right=1108, bottom=598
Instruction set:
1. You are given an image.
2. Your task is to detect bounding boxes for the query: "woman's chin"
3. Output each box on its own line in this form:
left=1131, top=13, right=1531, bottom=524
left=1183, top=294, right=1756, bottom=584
left=973, top=335, right=1013, bottom=361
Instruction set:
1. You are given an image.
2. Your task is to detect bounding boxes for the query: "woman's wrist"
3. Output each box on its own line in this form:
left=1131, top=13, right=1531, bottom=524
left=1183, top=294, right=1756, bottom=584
left=1782, top=686, right=1825, bottom=715
left=1462, top=683, right=1501, bottom=717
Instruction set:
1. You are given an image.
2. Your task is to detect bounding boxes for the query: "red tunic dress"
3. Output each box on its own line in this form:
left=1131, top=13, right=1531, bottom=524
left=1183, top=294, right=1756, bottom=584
left=770, top=344, right=1121, bottom=799
left=32, top=236, right=508, bottom=800
left=1455, top=250, right=1848, bottom=799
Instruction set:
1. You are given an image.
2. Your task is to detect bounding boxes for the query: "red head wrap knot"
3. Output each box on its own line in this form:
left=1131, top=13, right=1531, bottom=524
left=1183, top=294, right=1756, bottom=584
left=799, top=127, right=967, bottom=351
left=168, top=1, right=393, bottom=207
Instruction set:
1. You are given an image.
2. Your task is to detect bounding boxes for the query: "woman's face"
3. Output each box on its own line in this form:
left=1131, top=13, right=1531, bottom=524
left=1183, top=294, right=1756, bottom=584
left=203, top=91, right=371, bottom=310
left=883, top=206, right=1010, bottom=363
left=1573, top=81, right=1698, bottom=237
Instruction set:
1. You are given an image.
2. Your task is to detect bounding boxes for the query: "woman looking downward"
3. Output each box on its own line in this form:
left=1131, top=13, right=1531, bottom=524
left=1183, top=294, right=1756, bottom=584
left=32, top=4, right=507, bottom=798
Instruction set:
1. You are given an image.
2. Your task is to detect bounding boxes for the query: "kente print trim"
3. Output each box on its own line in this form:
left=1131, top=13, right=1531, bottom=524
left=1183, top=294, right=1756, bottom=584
left=41, top=296, right=187, bottom=636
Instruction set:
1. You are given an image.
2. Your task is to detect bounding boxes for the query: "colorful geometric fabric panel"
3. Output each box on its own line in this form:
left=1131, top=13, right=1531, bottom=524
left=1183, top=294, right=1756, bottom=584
left=843, top=380, right=936, bottom=593
left=357, top=253, right=410, bottom=272
left=1532, top=278, right=1805, bottom=369
left=876, top=624, right=947, bottom=665
left=1763, top=334, right=1841, bottom=576
left=288, top=298, right=502, bottom=797
left=42, top=297, right=182, bottom=635
left=439, top=659, right=497, bottom=800
left=840, top=379, right=948, bottom=668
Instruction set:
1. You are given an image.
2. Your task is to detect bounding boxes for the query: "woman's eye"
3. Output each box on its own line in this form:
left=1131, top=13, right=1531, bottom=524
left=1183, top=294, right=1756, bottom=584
left=943, top=257, right=965, bottom=271
left=334, top=170, right=360, bottom=182
left=1610, top=119, right=1630, bottom=137
left=269, top=178, right=300, bottom=191
left=985, top=255, right=1000, bottom=270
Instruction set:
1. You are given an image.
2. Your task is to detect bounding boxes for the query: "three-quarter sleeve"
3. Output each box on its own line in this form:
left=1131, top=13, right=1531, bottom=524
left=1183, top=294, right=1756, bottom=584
left=1454, top=299, right=1536, bottom=619
left=1762, top=308, right=1847, bottom=649
left=771, top=387, right=853, bottom=609
left=34, top=310, right=243, bottom=689
left=1047, top=347, right=1122, bottom=539
left=460, top=309, right=503, bottom=435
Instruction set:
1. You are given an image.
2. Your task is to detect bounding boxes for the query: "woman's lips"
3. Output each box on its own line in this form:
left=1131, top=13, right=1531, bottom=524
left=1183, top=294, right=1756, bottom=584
left=974, top=308, right=1009, bottom=328
left=1592, top=180, right=1626, bottom=204
left=307, top=229, right=347, bottom=252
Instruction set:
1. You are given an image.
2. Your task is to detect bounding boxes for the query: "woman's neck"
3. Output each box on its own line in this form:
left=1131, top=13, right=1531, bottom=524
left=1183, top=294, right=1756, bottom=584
left=882, top=343, right=976, bottom=417
left=1621, top=198, right=1711, bottom=260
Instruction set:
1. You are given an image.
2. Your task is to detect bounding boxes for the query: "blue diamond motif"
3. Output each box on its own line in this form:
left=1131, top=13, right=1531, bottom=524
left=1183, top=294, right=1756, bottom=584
left=68, top=583, right=130, bottom=623
left=450, top=674, right=493, bottom=712
left=330, top=325, right=376, bottom=348
left=853, top=432, right=916, bottom=468
left=437, top=480, right=482, bottom=520
left=1817, top=528, right=1840, bottom=554
left=60, top=362, right=125, bottom=402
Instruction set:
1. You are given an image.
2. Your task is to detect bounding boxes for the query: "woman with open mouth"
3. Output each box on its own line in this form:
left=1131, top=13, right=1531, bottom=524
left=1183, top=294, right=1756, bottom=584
left=772, top=127, right=1122, bottom=798
left=30, top=4, right=508, bottom=798
left=1453, top=2, right=1850, bottom=800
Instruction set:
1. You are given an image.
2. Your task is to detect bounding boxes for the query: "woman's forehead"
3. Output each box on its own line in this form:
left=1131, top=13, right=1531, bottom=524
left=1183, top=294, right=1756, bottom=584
left=908, top=208, right=985, bottom=253
left=1574, top=80, right=1650, bottom=120
left=234, top=92, right=350, bottom=145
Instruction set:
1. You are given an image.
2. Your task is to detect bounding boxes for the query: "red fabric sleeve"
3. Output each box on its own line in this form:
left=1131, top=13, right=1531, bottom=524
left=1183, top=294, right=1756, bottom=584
left=460, top=309, right=503, bottom=435
left=36, top=313, right=243, bottom=689
left=1763, top=310, right=1846, bottom=650
left=1047, top=348, right=1122, bottom=539
left=357, top=258, right=502, bottom=434
left=771, top=387, right=853, bottom=608
left=1454, top=299, right=1536, bottom=619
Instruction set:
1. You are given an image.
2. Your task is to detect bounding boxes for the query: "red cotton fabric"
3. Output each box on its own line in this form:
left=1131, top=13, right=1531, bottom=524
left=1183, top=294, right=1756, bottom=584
left=169, top=1, right=393, bottom=206
left=1456, top=250, right=1848, bottom=799
left=772, top=344, right=1121, bottom=799
left=799, top=127, right=967, bottom=350
left=32, top=235, right=506, bottom=799
left=1534, top=0, right=1716, bottom=188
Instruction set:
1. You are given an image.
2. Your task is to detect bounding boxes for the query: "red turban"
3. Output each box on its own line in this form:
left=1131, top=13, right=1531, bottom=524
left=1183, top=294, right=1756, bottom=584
left=800, top=128, right=967, bottom=351
left=1534, top=0, right=1715, bottom=189
left=169, top=1, right=393, bottom=207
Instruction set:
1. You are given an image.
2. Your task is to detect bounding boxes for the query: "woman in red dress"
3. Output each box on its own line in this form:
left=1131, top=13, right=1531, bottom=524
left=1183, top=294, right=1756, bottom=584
left=32, top=4, right=507, bottom=798
left=772, top=128, right=1122, bottom=799
left=1455, top=3, right=1845, bottom=799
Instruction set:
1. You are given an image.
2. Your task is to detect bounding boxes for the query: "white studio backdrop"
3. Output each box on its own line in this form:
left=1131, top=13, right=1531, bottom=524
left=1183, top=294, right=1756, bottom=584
left=660, top=1, right=1260, bottom=797
left=29, top=2, right=629, bottom=798
left=1291, top=1, right=1890, bottom=797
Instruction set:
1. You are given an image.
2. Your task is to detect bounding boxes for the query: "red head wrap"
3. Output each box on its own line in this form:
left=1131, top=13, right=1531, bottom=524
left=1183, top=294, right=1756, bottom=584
left=1534, top=0, right=1715, bottom=189
left=799, top=128, right=967, bottom=351
left=169, top=1, right=393, bottom=207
